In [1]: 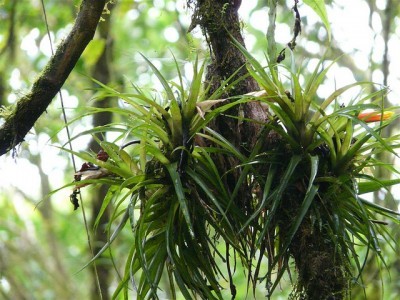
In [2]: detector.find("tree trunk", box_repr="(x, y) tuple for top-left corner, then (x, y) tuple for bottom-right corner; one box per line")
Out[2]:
(192, 1), (349, 298)
(191, 0), (267, 150)
(190, 0), (268, 213)
(290, 211), (348, 299)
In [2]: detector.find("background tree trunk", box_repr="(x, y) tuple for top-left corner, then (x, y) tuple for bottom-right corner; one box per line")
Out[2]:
(87, 5), (116, 300)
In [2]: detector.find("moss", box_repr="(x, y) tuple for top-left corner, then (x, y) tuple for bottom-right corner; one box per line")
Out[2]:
(276, 181), (350, 300)
(292, 224), (349, 299)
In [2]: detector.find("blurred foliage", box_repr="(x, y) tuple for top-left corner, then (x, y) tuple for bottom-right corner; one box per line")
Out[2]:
(0, 0), (399, 299)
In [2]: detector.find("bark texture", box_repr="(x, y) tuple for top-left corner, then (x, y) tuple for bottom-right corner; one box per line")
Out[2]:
(190, 0), (269, 212)
(190, 0), (267, 150)
(288, 200), (349, 299)
(0, 0), (106, 156)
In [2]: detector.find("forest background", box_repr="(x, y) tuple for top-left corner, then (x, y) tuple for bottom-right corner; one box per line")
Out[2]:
(0, 0), (399, 299)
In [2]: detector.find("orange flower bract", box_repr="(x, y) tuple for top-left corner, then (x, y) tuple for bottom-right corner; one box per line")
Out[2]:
(357, 110), (394, 123)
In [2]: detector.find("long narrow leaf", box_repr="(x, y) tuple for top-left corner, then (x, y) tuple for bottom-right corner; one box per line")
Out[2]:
(166, 163), (194, 236)
(140, 53), (176, 102)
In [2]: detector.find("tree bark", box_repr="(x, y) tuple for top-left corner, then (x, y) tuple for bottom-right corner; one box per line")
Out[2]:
(0, 0), (106, 156)
(290, 212), (348, 299)
(191, 0), (268, 150)
(190, 0), (269, 213)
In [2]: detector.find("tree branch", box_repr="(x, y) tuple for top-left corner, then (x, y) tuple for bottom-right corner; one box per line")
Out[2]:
(0, 0), (106, 156)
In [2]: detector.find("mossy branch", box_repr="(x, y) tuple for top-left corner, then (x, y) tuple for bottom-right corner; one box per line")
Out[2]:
(0, 0), (106, 156)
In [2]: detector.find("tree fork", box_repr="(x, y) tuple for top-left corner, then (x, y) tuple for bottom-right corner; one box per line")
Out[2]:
(0, 0), (106, 156)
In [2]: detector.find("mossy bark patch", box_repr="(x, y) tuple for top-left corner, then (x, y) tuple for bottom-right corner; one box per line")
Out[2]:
(0, 0), (106, 156)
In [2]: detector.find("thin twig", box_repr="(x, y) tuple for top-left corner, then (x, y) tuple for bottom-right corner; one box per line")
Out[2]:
(40, 1), (103, 299)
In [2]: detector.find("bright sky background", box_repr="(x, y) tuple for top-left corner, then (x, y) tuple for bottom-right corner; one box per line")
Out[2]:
(1, 0), (399, 211)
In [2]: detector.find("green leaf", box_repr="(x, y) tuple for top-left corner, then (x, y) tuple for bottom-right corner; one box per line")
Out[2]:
(145, 144), (170, 165)
(169, 97), (183, 144)
(82, 38), (106, 67)
(360, 198), (400, 217)
(303, 0), (331, 42)
(184, 56), (206, 120)
(187, 169), (233, 230)
(268, 102), (299, 141)
(165, 202), (195, 299)
(140, 53), (176, 102)
(303, 54), (335, 97)
(310, 82), (371, 125)
(77, 208), (130, 273)
(267, 157), (318, 294)
(358, 178), (400, 195)
(240, 164), (276, 230)
(119, 149), (139, 174)
(94, 186), (118, 230)
(307, 155), (319, 190)
(201, 127), (246, 161)
(257, 155), (302, 246)
(112, 245), (135, 299)
(338, 119), (354, 159)
(292, 69), (305, 122)
(57, 146), (132, 179)
(166, 163), (194, 236)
